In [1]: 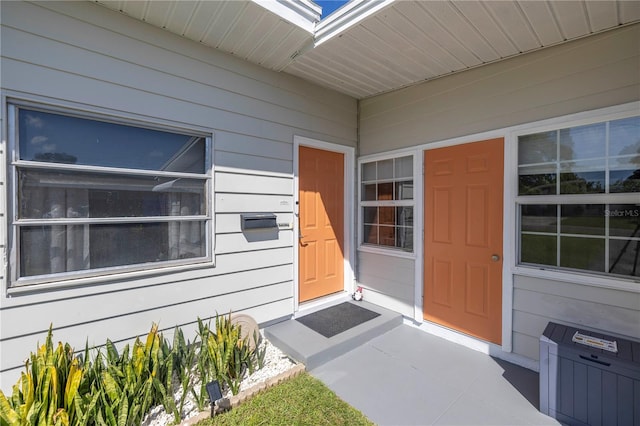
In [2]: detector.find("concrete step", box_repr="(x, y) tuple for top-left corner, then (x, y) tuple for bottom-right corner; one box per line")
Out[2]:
(264, 300), (403, 370)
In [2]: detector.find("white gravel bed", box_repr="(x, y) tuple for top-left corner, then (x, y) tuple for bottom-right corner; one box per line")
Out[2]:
(142, 333), (296, 426)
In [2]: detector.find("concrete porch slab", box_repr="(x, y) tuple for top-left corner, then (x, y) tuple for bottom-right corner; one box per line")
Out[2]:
(312, 324), (560, 426)
(264, 300), (402, 370)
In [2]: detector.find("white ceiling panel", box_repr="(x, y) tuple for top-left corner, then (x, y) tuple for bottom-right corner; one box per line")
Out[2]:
(197, 3), (235, 44)
(317, 35), (404, 89)
(378, 7), (450, 76)
(412, 1), (483, 67)
(517, 1), (564, 46)
(142, 1), (174, 28)
(422, 1), (500, 63)
(394, 1), (467, 70)
(119, 0), (147, 21)
(163, 1), (199, 36)
(549, 1), (591, 39)
(452, 1), (519, 58)
(288, 53), (383, 97)
(357, 20), (434, 82)
(217, 3), (263, 52)
(95, 0), (640, 99)
(261, 29), (310, 70)
(483, 1), (541, 52)
(201, 1), (248, 47)
(620, 0), (640, 23)
(235, 12), (281, 60)
(181, 1), (225, 42)
(249, 20), (298, 66)
(584, 1), (619, 32)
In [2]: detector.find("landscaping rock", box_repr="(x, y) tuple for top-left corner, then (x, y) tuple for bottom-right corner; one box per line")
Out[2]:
(142, 332), (299, 426)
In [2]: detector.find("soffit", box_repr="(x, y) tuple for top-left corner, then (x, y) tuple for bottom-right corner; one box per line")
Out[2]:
(95, 1), (640, 99)
(287, 0), (640, 98)
(94, 0), (317, 71)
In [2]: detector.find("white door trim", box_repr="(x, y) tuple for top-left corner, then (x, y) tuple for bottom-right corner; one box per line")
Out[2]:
(293, 136), (355, 313)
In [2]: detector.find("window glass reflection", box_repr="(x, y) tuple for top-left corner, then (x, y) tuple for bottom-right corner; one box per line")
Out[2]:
(609, 116), (640, 157)
(609, 156), (640, 193)
(362, 183), (377, 201)
(609, 239), (640, 277)
(519, 173), (556, 195)
(395, 181), (413, 200)
(518, 115), (639, 279)
(20, 221), (206, 277)
(608, 204), (640, 237)
(559, 171), (605, 194)
(378, 207), (395, 225)
(518, 132), (556, 165)
(560, 237), (605, 272)
(379, 226), (395, 246)
(377, 159), (393, 180)
(395, 156), (413, 178)
(19, 109), (206, 173)
(521, 234), (556, 266)
(521, 205), (556, 233)
(362, 162), (376, 181)
(559, 123), (605, 161)
(363, 225), (378, 245)
(397, 207), (413, 227)
(360, 155), (414, 253)
(560, 205), (604, 236)
(363, 207), (378, 225)
(18, 169), (204, 219)
(396, 227), (413, 251)
(377, 182), (393, 200)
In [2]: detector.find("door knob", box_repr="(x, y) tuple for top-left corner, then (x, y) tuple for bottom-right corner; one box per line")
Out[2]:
(491, 254), (500, 262)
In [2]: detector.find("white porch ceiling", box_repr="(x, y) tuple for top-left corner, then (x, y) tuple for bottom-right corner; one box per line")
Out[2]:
(95, 0), (640, 99)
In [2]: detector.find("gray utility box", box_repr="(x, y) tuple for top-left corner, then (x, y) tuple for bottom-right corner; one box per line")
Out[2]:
(539, 322), (640, 425)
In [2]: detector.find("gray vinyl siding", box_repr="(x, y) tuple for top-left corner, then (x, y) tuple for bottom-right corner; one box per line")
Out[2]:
(358, 253), (415, 318)
(512, 276), (640, 362)
(0, 1), (356, 389)
(359, 23), (639, 155)
(358, 23), (640, 364)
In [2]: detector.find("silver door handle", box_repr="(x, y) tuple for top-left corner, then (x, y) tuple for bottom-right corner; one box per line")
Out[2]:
(491, 254), (500, 262)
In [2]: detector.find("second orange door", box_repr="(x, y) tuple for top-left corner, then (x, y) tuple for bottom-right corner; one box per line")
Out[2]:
(423, 138), (504, 345)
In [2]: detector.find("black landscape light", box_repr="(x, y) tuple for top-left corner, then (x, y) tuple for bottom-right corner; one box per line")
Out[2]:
(206, 380), (223, 417)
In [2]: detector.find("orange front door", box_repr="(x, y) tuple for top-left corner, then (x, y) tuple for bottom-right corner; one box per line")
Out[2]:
(423, 138), (504, 344)
(298, 146), (344, 302)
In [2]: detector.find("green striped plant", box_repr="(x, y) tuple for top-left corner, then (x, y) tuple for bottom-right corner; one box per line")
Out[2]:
(172, 327), (197, 423)
(0, 326), (87, 426)
(1, 315), (262, 425)
(207, 313), (254, 396)
(92, 323), (175, 426)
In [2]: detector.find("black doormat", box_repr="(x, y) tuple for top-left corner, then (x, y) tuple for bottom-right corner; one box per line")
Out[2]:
(296, 302), (380, 338)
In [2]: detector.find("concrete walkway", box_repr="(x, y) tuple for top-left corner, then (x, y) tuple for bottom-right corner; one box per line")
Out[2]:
(310, 325), (561, 426)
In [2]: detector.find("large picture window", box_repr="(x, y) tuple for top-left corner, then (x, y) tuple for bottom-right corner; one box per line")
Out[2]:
(360, 155), (414, 252)
(517, 115), (639, 278)
(9, 104), (212, 286)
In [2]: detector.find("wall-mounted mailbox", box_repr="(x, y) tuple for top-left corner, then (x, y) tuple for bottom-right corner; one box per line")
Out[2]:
(241, 213), (278, 231)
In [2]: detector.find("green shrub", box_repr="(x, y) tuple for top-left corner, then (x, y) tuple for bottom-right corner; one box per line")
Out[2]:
(0, 325), (87, 426)
(0, 314), (261, 426)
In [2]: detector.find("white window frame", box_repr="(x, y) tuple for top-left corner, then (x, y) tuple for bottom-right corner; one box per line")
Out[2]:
(358, 151), (417, 259)
(7, 101), (214, 289)
(512, 105), (640, 289)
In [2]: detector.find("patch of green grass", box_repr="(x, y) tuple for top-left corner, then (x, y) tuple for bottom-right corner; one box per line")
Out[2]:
(196, 372), (374, 426)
